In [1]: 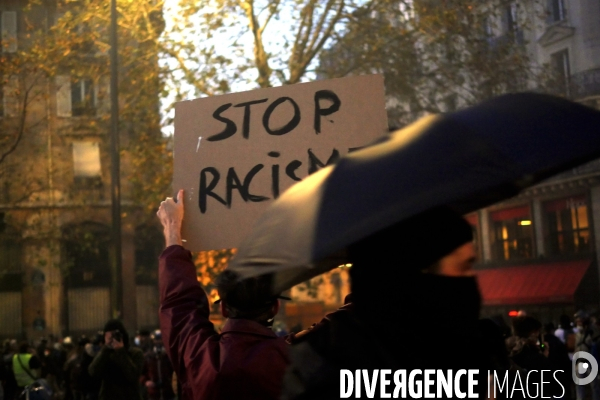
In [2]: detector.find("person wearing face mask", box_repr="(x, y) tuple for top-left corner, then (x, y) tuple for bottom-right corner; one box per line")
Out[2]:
(282, 207), (489, 400)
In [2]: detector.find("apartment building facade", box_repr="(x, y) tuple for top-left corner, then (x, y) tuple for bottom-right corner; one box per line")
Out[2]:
(464, 0), (600, 323)
(0, 0), (164, 340)
(316, 0), (600, 324)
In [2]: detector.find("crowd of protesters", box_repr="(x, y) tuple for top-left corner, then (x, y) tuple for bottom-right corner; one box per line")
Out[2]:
(153, 190), (600, 400)
(0, 310), (598, 400)
(0, 325), (176, 400)
(2, 198), (600, 400)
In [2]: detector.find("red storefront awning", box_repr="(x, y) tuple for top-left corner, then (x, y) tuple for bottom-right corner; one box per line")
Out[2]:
(476, 260), (591, 305)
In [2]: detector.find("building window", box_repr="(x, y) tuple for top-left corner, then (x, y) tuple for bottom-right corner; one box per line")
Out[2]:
(73, 142), (101, 177)
(62, 222), (111, 287)
(490, 206), (534, 261)
(56, 76), (98, 117)
(134, 225), (163, 284)
(62, 223), (111, 333)
(1, 76), (18, 118)
(544, 196), (590, 255)
(547, 0), (566, 23)
(72, 141), (102, 187)
(550, 49), (570, 96)
(0, 219), (21, 274)
(0, 220), (22, 336)
(1, 11), (18, 53)
(0, 180), (9, 203)
(71, 79), (96, 116)
(0, 237), (21, 273)
(504, 3), (518, 33)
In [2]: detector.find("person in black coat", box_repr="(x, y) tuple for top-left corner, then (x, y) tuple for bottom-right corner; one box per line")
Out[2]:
(544, 323), (572, 400)
(88, 320), (144, 400)
(507, 316), (566, 399)
(283, 207), (489, 399)
(1, 340), (18, 400)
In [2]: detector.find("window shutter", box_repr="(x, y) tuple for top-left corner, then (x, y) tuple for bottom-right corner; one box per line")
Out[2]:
(56, 75), (72, 117)
(3, 76), (19, 117)
(1, 11), (17, 53)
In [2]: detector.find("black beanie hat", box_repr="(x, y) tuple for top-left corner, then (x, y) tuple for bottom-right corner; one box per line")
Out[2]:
(216, 270), (281, 312)
(349, 206), (474, 272)
(103, 319), (130, 349)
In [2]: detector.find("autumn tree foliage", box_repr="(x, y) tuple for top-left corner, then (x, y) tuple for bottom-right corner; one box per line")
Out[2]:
(1, 0), (552, 285)
(318, 0), (554, 126)
(193, 249), (236, 303)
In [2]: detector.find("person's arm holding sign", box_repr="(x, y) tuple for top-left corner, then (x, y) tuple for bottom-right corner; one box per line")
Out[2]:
(156, 189), (217, 399)
(158, 190), (184, 248)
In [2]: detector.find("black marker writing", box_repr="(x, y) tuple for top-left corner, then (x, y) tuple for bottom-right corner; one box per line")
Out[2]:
(262, 97), (301, 136)
(199, 148), (345, 212)
(314, 90), (341, 134)
(234, 98), (268, 139)
(207, 103), (237, 142)
(205, 90), (342, 141)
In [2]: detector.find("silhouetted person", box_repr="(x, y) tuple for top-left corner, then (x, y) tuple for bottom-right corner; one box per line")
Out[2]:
(88, 319), (144, 400)
(282, 207), (489, 399)
(157, 190), (290, 400)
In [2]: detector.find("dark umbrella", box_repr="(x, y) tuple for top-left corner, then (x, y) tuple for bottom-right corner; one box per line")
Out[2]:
(227, 93), (600, 294)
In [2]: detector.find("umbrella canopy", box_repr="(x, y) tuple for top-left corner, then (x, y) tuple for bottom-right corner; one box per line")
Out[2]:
(227, 93), (600, 295)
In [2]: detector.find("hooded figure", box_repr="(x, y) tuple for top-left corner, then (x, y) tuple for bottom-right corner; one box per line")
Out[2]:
(282, 207), (489, 399)
(88, 319), (144, 400)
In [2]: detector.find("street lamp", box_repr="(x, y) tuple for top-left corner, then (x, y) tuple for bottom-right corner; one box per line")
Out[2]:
(109, 0), (123, 320)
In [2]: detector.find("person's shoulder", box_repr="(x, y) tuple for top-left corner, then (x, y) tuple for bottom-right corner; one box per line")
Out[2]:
(129, 347), (144, 356)
(259, 335), (291, 359)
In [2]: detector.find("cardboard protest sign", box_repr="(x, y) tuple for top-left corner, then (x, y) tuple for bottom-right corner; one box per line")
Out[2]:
(174, 74), (388, 251)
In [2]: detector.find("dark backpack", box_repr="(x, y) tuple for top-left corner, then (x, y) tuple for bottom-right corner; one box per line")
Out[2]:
(18, 379), (52, 400)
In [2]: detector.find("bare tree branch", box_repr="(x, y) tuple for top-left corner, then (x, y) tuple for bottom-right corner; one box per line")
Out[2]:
(0, 80), (30, 165)
(240, 0), (272, 87)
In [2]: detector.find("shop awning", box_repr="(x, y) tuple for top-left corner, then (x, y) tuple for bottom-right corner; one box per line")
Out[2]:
(476, 260), (591, 305)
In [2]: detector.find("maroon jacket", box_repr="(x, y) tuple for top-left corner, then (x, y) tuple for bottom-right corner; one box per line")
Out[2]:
(158, 245), (290, 400)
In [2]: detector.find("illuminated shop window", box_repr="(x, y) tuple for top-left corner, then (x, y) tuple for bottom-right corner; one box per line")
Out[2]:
(544, 196), (590, 256)
(490, 206), (533, 261)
